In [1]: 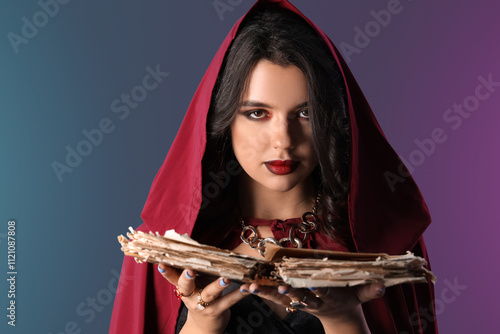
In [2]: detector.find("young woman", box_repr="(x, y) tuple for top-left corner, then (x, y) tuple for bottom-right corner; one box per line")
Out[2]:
(110, 1), (437, 333)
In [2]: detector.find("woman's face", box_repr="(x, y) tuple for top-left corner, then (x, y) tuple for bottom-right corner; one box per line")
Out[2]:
(230, 59), (318, 193)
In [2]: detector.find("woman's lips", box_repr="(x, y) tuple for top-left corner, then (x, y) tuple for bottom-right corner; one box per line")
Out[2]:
(264, 160), (299, 175)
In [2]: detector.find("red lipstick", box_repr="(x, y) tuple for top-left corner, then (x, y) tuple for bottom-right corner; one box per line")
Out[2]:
(264, 160), (299, 175)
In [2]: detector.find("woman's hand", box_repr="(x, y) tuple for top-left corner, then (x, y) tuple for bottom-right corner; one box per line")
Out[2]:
(158, 264), (246, 334)
(238, 282), (385, 334)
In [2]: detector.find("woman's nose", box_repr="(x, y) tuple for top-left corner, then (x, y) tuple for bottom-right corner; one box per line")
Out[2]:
(270, 116), (295, 150)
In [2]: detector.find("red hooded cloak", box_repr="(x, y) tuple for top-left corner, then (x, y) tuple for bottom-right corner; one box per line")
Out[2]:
(110, 1), (438, 333)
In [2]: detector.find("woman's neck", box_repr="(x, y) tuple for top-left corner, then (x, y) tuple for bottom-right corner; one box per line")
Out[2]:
(237, 175), (317, 220)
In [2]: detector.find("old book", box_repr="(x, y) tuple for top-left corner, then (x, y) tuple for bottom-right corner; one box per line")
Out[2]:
(117, 228), (436, 288)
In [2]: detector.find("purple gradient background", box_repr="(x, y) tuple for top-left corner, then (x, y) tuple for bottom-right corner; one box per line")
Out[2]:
(307, 1), (500, 332)
(1, 0), (499, 332)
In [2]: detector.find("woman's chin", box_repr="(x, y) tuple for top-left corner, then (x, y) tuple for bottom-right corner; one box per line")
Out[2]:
(259, 176), (310, 194)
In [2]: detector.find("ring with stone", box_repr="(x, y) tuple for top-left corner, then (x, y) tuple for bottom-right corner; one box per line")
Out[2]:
(197, 289), (213, 310)
(289, 295), (308, 309)
(174, 286), (195, 300)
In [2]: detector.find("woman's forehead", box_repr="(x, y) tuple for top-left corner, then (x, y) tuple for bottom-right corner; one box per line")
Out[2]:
(241, 59), (308, 109)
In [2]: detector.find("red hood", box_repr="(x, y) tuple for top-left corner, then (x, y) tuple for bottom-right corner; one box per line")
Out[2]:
(140, 0), (431, 254)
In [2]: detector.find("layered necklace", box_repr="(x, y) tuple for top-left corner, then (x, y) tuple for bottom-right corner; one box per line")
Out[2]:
(240, 194), (321, 257)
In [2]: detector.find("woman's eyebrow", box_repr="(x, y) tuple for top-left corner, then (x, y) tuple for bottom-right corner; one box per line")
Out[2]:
(240, 100), (272, 108)
(240, 100), (308, 109)
(294, 101), (308, 109)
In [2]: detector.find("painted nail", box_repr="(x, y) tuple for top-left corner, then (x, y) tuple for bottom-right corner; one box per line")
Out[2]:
(308, 287), (318, 291)
(184, 270), (195, 279)
(378, 287), (386, 294)
(279, 289), (289, 295)
(251, 289), (261, 294)
(158, 266), (165, 274)
(240, 289), (249, 293)
(220, 278), (229, 287)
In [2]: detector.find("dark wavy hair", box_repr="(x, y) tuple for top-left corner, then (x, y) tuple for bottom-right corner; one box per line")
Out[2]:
(193, 6), (353, 250)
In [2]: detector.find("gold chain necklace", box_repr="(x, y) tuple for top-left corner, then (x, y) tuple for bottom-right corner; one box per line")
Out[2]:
(240, 194), (321, 257)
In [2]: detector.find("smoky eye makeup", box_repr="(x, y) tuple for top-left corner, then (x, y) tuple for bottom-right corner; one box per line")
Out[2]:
(298, 109), (310, 119)
(251, 111), (268, 120)
(239, 109), (269, 120)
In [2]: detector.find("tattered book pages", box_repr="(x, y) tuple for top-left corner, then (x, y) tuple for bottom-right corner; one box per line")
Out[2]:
(118, 228), (436, 288)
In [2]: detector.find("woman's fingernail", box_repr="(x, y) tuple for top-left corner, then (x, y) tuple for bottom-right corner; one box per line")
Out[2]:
(251, 289), (260, 294)
(308, 287), (318, 291)
(158, 266), (165, 274)
(378, 286), (386, 295)
(184, 270), (195, 279)
(279, 290), (289, 295)
(240, 288), (249, 293)
(220, 278), (229, 287)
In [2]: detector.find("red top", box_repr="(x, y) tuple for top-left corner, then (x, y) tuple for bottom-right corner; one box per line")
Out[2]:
(110, 1), (438, 333)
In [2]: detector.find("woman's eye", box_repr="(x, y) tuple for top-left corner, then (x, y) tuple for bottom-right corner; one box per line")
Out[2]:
(247, 110), (268, 119)
(298, 109), (310, 119)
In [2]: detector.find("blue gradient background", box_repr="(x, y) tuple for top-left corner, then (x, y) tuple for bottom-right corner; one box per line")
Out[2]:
(1, 0), (498, 332)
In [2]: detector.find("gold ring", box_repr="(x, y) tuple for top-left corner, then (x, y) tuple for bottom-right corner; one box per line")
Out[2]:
(174, 286), (196, 300)
(285, 307), (297, 313)
(197, 289), (213, 310)
(289, 295), (308, 309)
